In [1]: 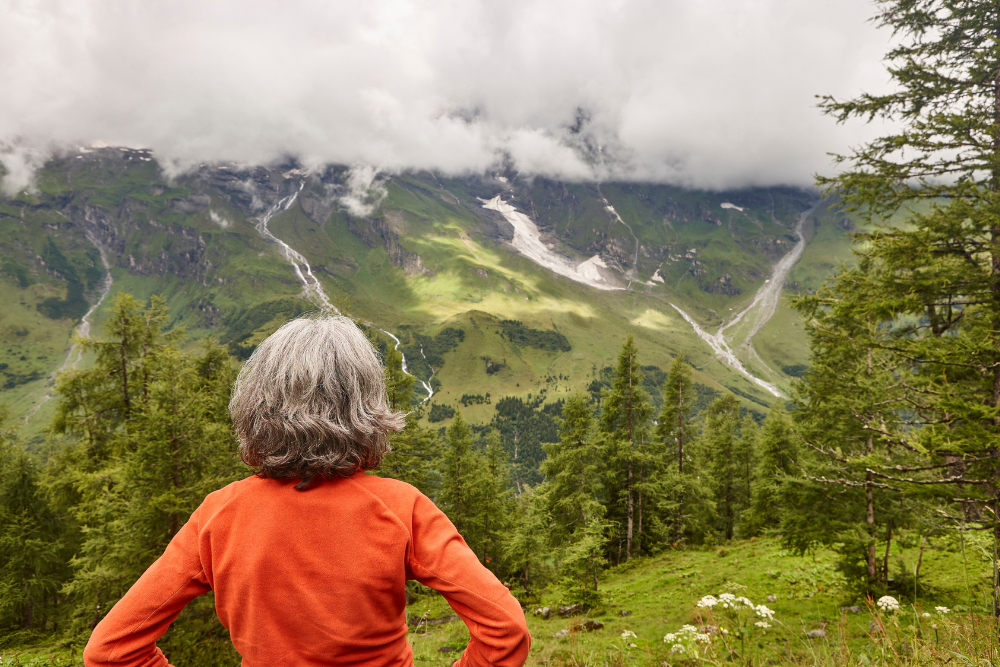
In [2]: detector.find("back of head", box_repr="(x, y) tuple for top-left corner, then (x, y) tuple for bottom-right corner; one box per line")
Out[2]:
(229, 314), (405, 488)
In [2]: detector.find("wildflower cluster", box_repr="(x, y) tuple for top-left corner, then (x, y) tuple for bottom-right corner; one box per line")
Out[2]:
(877, 596), (900, 612)
(620, 630), (637, 648)
(662, 625), (711, 655)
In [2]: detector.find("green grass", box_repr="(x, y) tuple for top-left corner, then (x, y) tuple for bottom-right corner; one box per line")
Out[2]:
(6, 536), (987, 666)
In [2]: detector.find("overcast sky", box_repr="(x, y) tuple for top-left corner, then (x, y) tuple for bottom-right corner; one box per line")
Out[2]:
(0, 0), (893, 192)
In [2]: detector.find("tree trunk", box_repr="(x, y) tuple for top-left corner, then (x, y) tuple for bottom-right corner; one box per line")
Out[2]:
(883, 522), (893, 587)
(865, 347), (877, 585)
(626, 458), (633, 559)
(636, 487), (642, 557)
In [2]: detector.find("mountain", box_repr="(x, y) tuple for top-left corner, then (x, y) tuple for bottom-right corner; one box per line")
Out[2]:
(0, 148), (856, 446)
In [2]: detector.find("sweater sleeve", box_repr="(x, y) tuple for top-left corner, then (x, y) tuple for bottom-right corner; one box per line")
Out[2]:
(407, 494), (530, 667)
(83, 505), (212, 667)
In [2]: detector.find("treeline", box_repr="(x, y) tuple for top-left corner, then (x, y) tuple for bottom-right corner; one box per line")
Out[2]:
(0, 294), (245, 661)
(376, 334), (799, 605)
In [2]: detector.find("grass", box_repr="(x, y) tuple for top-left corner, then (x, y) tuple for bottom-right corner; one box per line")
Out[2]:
(6, 536), (992, 666)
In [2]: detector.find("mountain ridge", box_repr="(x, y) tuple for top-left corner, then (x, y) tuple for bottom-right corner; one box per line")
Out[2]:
(0, 149), (847, 445)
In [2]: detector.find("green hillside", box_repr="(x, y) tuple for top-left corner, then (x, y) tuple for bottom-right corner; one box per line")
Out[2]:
(0, 150), (843, 448)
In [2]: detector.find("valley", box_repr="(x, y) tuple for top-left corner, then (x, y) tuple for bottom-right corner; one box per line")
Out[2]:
(0, 150), (846, 447)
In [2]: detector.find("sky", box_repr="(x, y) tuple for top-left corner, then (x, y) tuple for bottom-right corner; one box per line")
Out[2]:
(0, 0), (893, 193)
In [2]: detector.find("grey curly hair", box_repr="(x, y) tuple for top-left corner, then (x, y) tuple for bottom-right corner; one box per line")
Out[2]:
(229, 314), (406, 489)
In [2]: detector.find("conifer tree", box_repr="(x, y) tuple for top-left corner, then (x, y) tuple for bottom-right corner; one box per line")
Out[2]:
(599, 335), (654, 561)
(746, 406), (798, 535)
(700, 394), (746, 541)
(543, 394), (609, 592)
(655, 356), (707, 543)
(47, 295), (242, 663)
(0, 412), (63, 635)
(439, 413), (481, 536)
(807, 0), (1000, 605)
(478, 430), (513, 571)
(502, 485), (549, 596)
(377, 348), (440, 496)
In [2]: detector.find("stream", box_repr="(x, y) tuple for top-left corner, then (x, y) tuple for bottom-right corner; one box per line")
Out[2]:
(23, 228), (115, 424)
(252, 181), (433, 402)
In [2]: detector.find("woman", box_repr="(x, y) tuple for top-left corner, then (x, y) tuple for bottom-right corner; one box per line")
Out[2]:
(84, 315), (531, 667)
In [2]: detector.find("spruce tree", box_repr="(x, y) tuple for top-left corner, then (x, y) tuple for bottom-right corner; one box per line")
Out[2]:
(439, 413), (482, 536)
(653, 357), (714, 544)
(700, 394), (747, 541)
(746, 406), (797, 535)
(599, 335), (653, 561)
(502, 485), (549, 597)
(808, 0), (1000, 606)
(0, 414), (63, 636)
(478, 430), (513, 571)
(543, 394), (609, 592)
(377, 348), (440, 496)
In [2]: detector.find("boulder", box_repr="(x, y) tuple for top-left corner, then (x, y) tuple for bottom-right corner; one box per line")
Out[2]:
(533, 607), (552, 620)
(553, 629), (570, 639)
(558, 604), (584, 617)
(620, 610), (632, 617)
(583, 620), (604, 632)
(805, 629), (827, 639)
(766, 594), (777, 603)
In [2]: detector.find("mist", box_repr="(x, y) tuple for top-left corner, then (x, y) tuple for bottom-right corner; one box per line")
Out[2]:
(0, 0), (892, 193)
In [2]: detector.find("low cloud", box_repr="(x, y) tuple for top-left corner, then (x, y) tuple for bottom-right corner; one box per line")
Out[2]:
(0, 0), (893, 192)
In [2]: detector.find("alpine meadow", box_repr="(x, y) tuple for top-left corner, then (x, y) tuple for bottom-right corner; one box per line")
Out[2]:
(6, 0), (1000, 666)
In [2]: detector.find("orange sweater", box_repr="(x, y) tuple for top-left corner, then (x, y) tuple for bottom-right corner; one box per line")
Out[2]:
(84, 474), (531, 667)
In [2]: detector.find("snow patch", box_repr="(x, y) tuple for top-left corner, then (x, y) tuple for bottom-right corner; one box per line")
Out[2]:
(721, 202), (744, 212)
(481, 195), (621, 291)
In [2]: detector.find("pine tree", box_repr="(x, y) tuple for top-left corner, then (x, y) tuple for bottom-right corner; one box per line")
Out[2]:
(478, 430), (513, 571)
(377, 348), (440, 496)
(809, 0), (1000, 606)
(653, 356), (714, 545)
(439, 413), (481, 536)
(0, 412), (63, 636)
(746, 406), (797, 535)
(48, 295), (242, 663)
(502, 485), (549, 597)
(599, 335), (654, 561)
(700, 395), (747, 541)
(543, 394), (609, 592)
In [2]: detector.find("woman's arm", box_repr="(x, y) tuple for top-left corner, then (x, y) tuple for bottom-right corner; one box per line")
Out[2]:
(83, 507), (211, 667)
(407, 494), (531, 667)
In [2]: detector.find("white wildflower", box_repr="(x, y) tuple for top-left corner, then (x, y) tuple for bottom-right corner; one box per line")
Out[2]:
(663, 633), (676, 644)
(877, 596), (900, 612)
(737, 596), (755, 609)
(697, 595), (718, 608)
(935, 606), (950, 614)
(697, 633), (711, 644)
(755, 621), (771, 629)
(628, 643), (637, 648)
(921, 612), (931, 618)
(718, 593), (737, 609)
(680, 625), (699, 634)
(755, 604), (775, 620)
(670, 644), (685, 654)
(721, 628), (729, 635)
(621, 630), (637, 642)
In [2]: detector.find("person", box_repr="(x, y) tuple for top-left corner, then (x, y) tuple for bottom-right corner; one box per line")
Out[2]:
(83, 315), (531, 667)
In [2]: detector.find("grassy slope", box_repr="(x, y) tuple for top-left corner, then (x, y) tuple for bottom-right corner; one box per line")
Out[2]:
(2, 158), (842, 436)
(3, 536), (981, 666)
(406, 536), (981, 667)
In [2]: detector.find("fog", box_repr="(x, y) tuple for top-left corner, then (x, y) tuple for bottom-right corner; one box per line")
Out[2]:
(0, 0), (893, 193)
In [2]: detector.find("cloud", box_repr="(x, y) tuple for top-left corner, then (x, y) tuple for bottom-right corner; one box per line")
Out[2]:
(0, 0), (894, 191)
